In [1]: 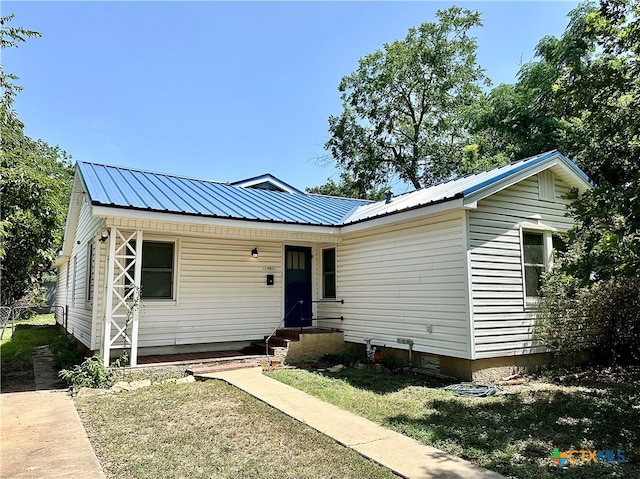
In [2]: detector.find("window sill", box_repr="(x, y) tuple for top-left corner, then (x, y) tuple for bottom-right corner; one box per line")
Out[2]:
(141, 299), (177, 307)
(525, 298), (542, 311)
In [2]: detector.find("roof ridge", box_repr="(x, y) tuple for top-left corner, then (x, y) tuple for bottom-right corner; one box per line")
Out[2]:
(305, 191), (375, 203)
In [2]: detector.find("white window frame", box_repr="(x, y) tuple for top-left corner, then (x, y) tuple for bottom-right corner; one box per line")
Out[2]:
(137, 237), (179, 304)
(520, 227), (563, 307)
(71, 256), (77, 305)
(85, 241), (96, 307)
(321, 247), (337, 299)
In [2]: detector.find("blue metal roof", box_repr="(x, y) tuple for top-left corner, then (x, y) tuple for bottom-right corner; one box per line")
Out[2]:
(78, 150), (592, 227)
(78, 162), (371, 226)
(229, 173), (304, 194)
(344, 150), (592, 224)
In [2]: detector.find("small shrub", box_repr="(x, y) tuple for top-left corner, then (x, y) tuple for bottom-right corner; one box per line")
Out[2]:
(49, 333), (85, 370)
(319, 348), (367, 366)
(59, 354), (128, 389)
(381, 354), (400, 370)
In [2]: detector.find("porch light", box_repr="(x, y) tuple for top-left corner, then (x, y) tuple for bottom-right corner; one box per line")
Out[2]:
(99, 229), (110, 243)
(251, 248), (259, 258)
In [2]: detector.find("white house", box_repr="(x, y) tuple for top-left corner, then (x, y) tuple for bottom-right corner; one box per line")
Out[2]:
(54, 150), (592, 378)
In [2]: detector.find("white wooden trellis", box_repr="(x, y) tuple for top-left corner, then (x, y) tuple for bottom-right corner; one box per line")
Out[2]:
(103, 228), (142, 366)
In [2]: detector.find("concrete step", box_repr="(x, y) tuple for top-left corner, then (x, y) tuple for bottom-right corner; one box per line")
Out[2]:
(274, 329), (301, 341)
(265, 336), (290, 347)
(188, 361), (261, 377)
(248, 342), (277, 355)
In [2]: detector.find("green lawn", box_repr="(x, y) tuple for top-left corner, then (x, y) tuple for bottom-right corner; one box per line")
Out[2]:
(76, 380), (398, 479)
(266, 367), (639, 479)
(1, 313), (84, 392)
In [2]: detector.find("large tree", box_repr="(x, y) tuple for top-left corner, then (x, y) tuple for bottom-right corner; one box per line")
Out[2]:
(305, 172), (386, 201)
(514, 0), (640, 364)
(0, 14), (74, 306)
(323, 6), (489, 193)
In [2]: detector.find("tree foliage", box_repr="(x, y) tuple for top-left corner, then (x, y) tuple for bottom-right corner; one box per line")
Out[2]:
(305, 172), (386, 201)
(524, 0), (640, 363)
(323, 6), (489, 193)
(0, 14), (73, 306)
(537, 275), (640, 365)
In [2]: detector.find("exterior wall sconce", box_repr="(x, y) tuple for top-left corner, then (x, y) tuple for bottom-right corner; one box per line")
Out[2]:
(251, 248), (259, 258)
(99, 229), (110, 243)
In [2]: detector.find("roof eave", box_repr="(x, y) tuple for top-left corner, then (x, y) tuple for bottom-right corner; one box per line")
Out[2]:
(462, 151), (593, 205)
(341, 196), (464, 233)
(91, 204), (343, 235)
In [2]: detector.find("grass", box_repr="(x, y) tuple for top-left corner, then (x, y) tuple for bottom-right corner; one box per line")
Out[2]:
(266, 367), (640, 479)
(1, 313), (85, 391)
(75, 380), (398, 479)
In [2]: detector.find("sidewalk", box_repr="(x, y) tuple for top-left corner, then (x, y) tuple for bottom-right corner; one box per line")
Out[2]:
(1, 347), (106, 479)
(205, 367), (505, 479)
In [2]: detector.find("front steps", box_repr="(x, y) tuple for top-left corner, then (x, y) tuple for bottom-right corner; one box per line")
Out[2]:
(242, 328), (345, 364)
(243, 329), (301, 355)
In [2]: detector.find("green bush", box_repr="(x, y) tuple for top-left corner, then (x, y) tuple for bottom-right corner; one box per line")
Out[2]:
(48, 333), (85, 370)
(59, 354), (128, 389)
(537, 275), (640, 365)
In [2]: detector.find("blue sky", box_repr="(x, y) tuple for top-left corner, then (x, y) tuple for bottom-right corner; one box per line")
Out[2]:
(5, 1), (579, 192)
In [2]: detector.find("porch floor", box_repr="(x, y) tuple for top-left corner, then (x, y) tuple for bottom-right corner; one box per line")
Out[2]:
(135, 350), (259, 367)
(133, 328), (338, 367)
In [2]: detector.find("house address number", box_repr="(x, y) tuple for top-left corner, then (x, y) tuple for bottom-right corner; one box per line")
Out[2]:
(263, 266), (277, 271)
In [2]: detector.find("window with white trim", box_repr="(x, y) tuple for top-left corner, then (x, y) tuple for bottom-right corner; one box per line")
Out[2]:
(141, 241), (175, 299)
(125, 240), (176, 299)
(71, 256), (77, 305)
(322, 248), (336, 298)
(86, 241), (96, 302)
(523, 232), (545, 298)
(523, 231), (566, 300)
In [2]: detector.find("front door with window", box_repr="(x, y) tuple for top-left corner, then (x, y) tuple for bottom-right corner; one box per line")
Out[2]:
(284, 246), (312, 328)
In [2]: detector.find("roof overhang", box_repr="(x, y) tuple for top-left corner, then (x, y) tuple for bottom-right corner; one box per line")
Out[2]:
(462, 151), (592, 206)
(91, 205), (342, 236)
(341, 197), (465, 234)
(59, 171), (87, 259)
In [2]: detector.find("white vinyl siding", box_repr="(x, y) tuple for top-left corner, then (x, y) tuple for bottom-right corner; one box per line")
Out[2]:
(319, 212), (470, 358)
(468, 173), (574, 358)
(66, 197), (102, 348)
(134, 236), (284, 348)
(89, 219), (344, 353)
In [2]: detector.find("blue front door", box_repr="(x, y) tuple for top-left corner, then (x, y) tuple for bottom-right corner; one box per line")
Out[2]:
(284, 246), (312, 328)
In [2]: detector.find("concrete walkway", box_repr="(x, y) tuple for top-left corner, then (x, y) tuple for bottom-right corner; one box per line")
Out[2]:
(204, 367), (505, 479)
(1, 347), (106, 479)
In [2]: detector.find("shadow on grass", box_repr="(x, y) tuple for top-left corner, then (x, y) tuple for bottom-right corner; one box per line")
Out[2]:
(325, 367), (452, 394)
(298, 367), (639, 478)
(1, 324), (84, 393)
(387, 387), (638, 479)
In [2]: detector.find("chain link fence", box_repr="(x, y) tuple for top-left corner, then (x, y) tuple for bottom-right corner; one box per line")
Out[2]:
(1, 305), (65, 339)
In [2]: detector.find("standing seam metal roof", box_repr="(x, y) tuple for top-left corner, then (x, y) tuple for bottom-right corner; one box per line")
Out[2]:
(78, 151), (591, 227)
(78, 162), (371, 226)
(342, 150), (591, 224)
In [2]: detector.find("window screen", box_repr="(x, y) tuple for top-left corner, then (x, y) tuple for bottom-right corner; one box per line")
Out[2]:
(322, 248), (336, 298)
(141, 242), (174, 299)
(523, 232), (544, 297)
